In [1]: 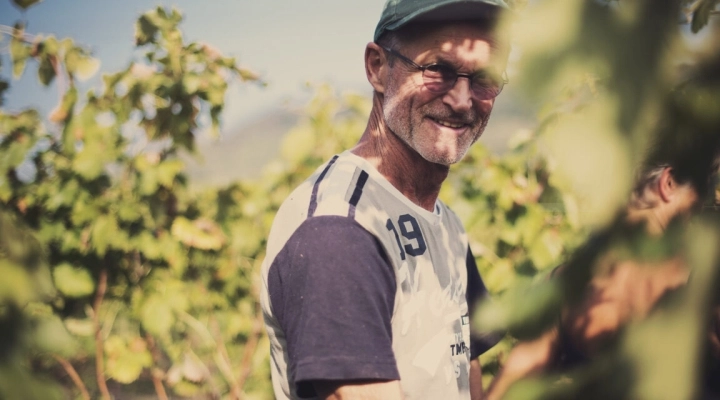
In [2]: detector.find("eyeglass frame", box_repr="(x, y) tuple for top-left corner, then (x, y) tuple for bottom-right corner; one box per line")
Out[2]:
(379, 45), (508, 100)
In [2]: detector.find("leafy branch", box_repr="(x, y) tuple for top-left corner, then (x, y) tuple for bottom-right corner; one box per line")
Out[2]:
(93, 268), (111, 400)
(52, 355), (91, 400)
(145, 335), (169, 400)
(237, 301), (264, 395)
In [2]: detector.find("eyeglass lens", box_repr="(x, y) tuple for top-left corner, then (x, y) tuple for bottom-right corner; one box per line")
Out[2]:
(421, 64), (503, 99)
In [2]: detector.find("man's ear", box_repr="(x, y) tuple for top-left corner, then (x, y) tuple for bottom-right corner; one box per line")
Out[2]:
(657, 167), (677, 203)
(365, 42), (387, 94)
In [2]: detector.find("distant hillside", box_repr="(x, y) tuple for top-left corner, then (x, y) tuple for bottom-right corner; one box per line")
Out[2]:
(185, 88), (535, 188)
(184, 107), (299, 187)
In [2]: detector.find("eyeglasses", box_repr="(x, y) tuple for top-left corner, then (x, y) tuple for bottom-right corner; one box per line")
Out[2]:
(380, 46), (508, 100)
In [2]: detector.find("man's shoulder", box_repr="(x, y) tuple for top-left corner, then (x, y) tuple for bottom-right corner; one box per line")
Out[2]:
(273, 154), (364, 218)
(265, 154), (375, 259)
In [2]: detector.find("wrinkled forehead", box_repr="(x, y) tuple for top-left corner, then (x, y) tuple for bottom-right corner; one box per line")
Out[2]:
(388, 20), (509, 58)
(390, 20), (510, 69)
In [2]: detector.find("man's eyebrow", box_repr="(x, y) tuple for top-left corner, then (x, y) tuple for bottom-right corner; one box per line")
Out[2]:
(431, 55), (499, 75)
(432, 55), (460, 67)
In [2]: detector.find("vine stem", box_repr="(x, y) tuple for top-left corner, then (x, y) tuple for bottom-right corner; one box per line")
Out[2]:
(94, 268), (111, 400)
(0, 24), (36, 53)
(237, 300), (264, 393)
(145, 335), (169, 400)
(53, 355), (91, 400)
(150, 369), (169, 400)
(210, 316), (242, 400)
(48, 54), (68, 103)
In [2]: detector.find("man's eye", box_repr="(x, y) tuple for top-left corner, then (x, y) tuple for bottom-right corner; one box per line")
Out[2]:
(424, 64), (443, 73)
(472, 71), (498, 86)
(424, 64), (456, 79)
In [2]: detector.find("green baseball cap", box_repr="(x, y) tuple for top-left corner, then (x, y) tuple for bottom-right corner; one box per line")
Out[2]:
(374, 0), (510, 42)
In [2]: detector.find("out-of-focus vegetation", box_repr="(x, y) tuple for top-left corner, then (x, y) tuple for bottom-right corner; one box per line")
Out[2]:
(0, 0), (718, 399)
(473, 0), (720, 399)
(1, 3), (271, 399)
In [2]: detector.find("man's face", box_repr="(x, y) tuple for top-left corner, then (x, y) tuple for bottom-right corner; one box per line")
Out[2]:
(381, 22), (507, 166)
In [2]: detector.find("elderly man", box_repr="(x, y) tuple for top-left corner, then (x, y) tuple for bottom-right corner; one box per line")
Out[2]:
(260, 0), (511, 399)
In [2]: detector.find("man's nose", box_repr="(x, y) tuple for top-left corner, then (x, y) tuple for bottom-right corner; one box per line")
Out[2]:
(442, 76), (474, 113)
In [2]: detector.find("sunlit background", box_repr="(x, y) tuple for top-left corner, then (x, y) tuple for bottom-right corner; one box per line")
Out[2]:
(1, 1), (718, 399)
(0, 0), (534, 184)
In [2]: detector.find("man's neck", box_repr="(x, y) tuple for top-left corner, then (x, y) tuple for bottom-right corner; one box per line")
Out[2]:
(351, 96), (449, 212)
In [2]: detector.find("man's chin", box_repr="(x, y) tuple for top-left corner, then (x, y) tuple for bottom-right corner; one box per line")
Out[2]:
(420, 150), (466, 167)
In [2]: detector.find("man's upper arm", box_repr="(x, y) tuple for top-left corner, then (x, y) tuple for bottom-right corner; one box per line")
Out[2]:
(314, 379), (404, 400)
(267, 215), (400, 397)
(469, 359), (484, 400)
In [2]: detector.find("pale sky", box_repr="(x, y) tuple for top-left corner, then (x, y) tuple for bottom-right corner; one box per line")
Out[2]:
(0, 0), (387, 132)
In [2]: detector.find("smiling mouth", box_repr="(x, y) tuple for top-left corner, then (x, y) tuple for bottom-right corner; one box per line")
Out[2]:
(429, 117), (467, 129)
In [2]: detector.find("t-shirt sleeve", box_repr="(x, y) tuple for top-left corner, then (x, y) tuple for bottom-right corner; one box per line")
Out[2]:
(466, 247), (505, 359)
(266, 215), (399, 395)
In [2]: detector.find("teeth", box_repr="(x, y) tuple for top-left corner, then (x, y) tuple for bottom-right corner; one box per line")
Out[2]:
(434, 118), (464, 129)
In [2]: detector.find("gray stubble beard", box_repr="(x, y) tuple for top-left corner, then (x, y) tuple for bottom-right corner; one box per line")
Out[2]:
(383, 99), (492, 166)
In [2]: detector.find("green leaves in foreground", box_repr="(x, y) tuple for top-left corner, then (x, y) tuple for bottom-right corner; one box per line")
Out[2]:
(0, 211), (65, 400)
(11, 0), (42, 11)
(0, 210), (54, 305)
(52, 263), (95, 298)
(104, 336), (153, 384)
(1, 5), (268, 398)
(474, 279), (562, 341)
(626, 221), (720, 400)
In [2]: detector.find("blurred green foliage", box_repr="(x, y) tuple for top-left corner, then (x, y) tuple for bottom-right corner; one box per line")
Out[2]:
(472, 0), (720, 398)
(1, 5), (269, 399)
(1, 0), (719, 399)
